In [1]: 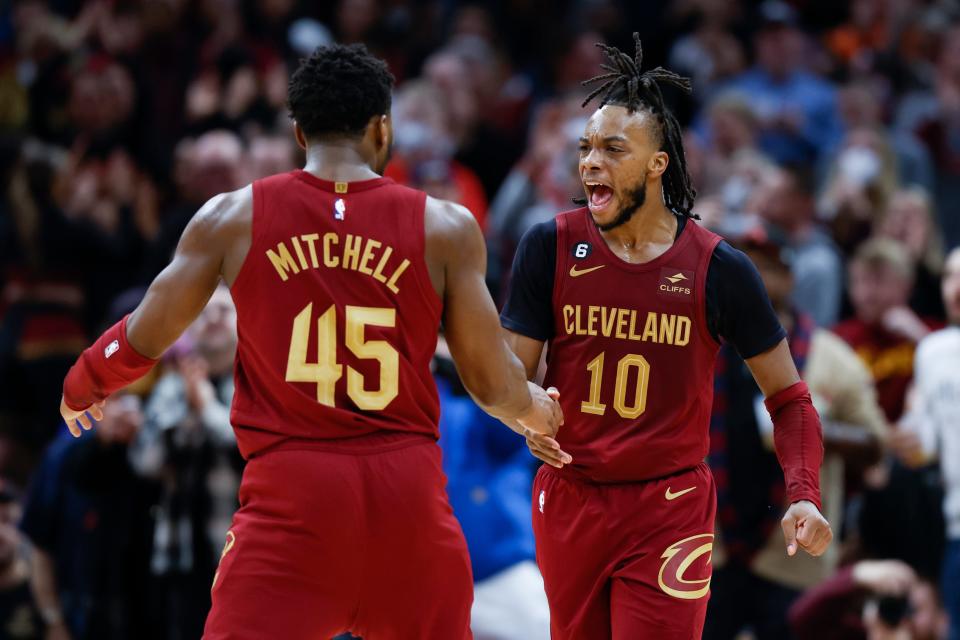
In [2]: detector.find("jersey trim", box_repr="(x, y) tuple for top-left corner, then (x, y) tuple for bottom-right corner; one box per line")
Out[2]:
(406, 191), (444, 317)
(229, 181), (261, 298)
(694, 230), (723, 348)
(582, 208), (696, 274)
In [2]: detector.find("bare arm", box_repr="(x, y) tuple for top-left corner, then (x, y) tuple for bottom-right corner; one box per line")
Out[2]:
(126, 188), (249, 357)
(433, 200), (537, 418)
(504, 330), (545, 382)
(59, 188), (250, 435)
(425, 199), (565, 454)
(743, 338), (801, 397)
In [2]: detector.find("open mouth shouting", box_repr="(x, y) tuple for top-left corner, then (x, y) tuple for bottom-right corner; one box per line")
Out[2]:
(584, 181), (615, 216)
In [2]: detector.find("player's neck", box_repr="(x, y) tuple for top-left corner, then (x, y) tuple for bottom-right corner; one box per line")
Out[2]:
(303, 144), (382, 183)
(601, 199), (677, 250)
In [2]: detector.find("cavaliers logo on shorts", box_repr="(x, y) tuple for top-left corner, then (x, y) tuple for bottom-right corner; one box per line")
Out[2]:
(211, 530), (237, 590)
(657, 533), (714, 600)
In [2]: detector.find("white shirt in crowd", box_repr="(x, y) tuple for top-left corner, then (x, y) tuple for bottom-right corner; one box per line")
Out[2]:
(903, 326), (960, 539)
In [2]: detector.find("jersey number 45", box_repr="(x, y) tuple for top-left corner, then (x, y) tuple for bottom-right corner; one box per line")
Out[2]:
(285, 303), (399, 411)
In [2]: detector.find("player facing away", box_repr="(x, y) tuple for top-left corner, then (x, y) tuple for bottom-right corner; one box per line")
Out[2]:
(58, 44), (564, 640)
(500, 35), (833, 639)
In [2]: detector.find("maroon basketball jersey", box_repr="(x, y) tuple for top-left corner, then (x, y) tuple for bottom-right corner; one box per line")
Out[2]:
(544, 208), (722, 483)
(229, 171), (442, 458)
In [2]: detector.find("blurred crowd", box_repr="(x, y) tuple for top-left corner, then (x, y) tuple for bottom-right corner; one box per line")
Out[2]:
(2, 0), (960, 639)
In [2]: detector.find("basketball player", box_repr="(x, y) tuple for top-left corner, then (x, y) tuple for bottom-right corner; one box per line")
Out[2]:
(500, 36), (833, 639)
(59, 44), (563, 640)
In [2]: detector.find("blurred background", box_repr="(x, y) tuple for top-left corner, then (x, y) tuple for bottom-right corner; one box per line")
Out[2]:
(2, 0), (960, 639)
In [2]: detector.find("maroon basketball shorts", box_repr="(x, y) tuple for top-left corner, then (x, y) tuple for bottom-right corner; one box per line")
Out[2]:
(533, 462), (716, 640)
(203, 438), (473, 640)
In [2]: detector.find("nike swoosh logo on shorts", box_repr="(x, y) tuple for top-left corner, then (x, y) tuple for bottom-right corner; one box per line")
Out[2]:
(665, 486), (696, 501)
(569, 264), (606, 278)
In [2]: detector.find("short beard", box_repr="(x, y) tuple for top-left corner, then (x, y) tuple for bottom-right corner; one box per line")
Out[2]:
(596, 178), (648, 232)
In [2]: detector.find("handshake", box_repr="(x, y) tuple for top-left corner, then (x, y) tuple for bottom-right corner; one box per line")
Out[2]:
(506, 382), (572, 469)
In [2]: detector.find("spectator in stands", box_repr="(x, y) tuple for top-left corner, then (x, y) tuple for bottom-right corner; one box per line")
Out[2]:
(898, 24), (960, 248)
(834, 238), (940, 423)
(385, 79), (488, 229)
(486, 95), (585, 296)
(719, 1), (841, 165)
(129, 285), (240, 640)
(141, 130), (246, 280)
(0, 481), (42, 640)
(817, 127), (900, 256)
(895, 247), (960, 640)
(751, 167), (844, 327)
(20, 391), (154, 640)
(789, 558), (948, 640)
(705, 226), (887, 640)
(876, 188), (947, 320)
(832, 82), (934, 192)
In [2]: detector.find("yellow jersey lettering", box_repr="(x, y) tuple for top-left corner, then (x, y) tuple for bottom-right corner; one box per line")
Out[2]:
(587, 306), (599, 336)
(343, 234), (363, 271)
(615, 308), (629, 340)
(291, 236), (309, 270)
(563, 305), (575, 335)
(659, 313), (676, 345)
(301, 233), (320, 268)
(601, 306), (617, 337)
(675, 316), (691, 346)
(371, 245), (393, 284)
(642, 312), (658, 343)
(385, 259), (410, 294)
(266, 242), (300, 282)
(358, 239), (381, 276)
(322, 232), (340, 267)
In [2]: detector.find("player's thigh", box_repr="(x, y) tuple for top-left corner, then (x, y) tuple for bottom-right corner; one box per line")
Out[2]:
(533, 467), (613, 640)
(471, 560), (550, 640)
(202, 509), (354, 639)
(204, 451), (364, 640)
(610, 574), (710, 640)
(611, 463), (717, 640)
(357, 442), (473, 640)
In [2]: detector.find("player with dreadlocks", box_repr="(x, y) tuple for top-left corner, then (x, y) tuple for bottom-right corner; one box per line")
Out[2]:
(500, 35), (832, 638)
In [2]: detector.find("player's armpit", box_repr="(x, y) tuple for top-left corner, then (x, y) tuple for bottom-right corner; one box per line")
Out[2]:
(126, 187), (251, 358)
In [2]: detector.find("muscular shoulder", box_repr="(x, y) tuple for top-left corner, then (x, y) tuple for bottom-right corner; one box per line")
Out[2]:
(190, 186), (253, 235)
(424, 196), (485, 262)
(425, 196), (479, 240)
(183, 186), (253, 281)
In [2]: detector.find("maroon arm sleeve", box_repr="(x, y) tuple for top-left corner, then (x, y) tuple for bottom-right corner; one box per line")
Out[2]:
(62, 315), (157, 411)
(765, 381), (824, 509)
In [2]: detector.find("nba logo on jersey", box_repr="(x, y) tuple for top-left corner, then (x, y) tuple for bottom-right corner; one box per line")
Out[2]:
(104, 339), (120, 359)
(334, 198), (346, 220)
(539, 490), (545, 514)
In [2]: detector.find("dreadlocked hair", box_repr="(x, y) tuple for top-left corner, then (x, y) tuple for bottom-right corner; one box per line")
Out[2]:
(580, 33), (698, 218)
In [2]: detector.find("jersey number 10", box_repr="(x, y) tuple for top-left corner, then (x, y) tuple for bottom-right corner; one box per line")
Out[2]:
(285, 303), (399, 411)
(581, 352), (651, 419)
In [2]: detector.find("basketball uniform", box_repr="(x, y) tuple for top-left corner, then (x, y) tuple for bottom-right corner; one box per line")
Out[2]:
(202, 171), (472, 640)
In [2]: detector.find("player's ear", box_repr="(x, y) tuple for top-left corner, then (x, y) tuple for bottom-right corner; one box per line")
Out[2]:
(375, 114), (390, 151)
(293, 122), (307, 151)
(648, 150), (668, 179)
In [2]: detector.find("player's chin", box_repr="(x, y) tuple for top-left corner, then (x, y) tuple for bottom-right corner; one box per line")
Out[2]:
(587, 196), (618, 225)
